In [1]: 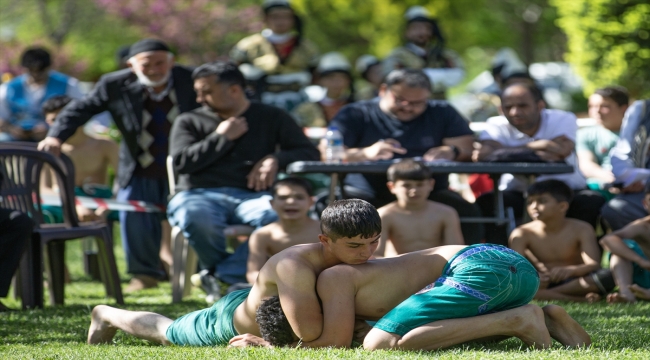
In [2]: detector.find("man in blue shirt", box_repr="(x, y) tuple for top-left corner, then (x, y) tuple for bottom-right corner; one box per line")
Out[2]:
(329, 69), (482, 244)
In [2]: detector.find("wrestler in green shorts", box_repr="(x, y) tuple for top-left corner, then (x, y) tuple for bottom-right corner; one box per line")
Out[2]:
(374, 244), (539, 336)
(610, 239), (650, 288)
(166, 288), (251, 346)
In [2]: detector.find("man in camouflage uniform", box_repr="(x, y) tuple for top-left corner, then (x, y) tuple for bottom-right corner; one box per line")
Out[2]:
(231, 0), (319, 112)
(382, 6), (464, 99)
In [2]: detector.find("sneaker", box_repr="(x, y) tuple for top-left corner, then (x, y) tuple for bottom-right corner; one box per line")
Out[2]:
(190, 269), (222, 304)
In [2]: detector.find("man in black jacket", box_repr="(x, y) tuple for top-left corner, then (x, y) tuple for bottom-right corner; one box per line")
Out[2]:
(167, 61), (319, 299)
(38, 39), (200, 291)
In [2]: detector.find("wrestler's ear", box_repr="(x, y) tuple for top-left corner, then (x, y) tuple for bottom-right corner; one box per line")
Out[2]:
(559, 200), (569, 213)
(318, 234), (333, 247)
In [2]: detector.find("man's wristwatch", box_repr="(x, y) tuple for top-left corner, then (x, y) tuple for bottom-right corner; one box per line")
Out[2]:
(449, 145), (460, 160)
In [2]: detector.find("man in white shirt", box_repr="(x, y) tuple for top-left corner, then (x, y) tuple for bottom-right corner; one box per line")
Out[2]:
(0, 47), (83, 142)
(474, 83), (605, 245)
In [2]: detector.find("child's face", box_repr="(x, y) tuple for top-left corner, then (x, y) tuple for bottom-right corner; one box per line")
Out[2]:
(44, 110), (60, 126)
(526, 193), (567, 221)
(388, 179), (434, 203)
(270, 184), (313, 221)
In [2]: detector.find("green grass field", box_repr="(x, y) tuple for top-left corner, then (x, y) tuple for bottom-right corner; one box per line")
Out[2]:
(2, 232), (650, 359)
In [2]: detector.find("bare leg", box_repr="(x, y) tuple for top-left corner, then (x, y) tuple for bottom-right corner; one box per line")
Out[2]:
(363, 304), (551, 351)
(542, 304), (591, 348)
(160, 220), (173, 274)
(87, 305), (173, 345)
(629, 284), (650, 300)
(607, 255), (636, 303)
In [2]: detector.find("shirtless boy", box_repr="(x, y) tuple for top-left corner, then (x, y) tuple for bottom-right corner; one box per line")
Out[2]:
(239, 244), (590, 350)
(376, 159), (463, 257)
(41, 95), (119, 222)
(87, 199), (381, 346)
(509, 180), (613, 302)
(246, 177), (321, 284)
(600, 183), (650, 303)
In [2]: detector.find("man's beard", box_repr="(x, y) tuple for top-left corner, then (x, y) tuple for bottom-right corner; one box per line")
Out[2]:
(133, 68), (170, 88)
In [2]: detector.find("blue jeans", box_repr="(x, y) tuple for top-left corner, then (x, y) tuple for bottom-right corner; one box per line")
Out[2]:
(167, 187), (278, 284)
(117, 176), (169, 279)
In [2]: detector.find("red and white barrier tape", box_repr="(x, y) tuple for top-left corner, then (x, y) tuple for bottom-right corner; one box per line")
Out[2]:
(39, 194), (165, 213)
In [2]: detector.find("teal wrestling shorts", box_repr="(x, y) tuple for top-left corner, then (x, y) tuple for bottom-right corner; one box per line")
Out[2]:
(42, 185), (118, 223)
(611, 240), (650, 288)
(166, 288), (251, 346)
(374, 244), (539, 336)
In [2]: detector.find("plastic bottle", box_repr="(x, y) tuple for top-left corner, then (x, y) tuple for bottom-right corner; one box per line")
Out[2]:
(324, 126), (345, 163)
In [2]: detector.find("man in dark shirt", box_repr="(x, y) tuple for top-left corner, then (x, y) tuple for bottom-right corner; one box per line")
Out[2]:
(167, 61), (319, 295)
(38, 39), (200, 291)
(330, 69), (483, 244)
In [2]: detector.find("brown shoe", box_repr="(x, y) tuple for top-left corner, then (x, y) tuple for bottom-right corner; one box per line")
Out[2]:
(125, 275), (158, 293)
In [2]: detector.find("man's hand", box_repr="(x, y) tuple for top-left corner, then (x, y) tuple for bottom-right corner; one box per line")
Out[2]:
(247, 155), (279, 191)
(76, 204), (98, 222)
(38, 136), (63, 156)
(423, 146), (455, 161)
(215, 116), (248, 141)
(228, 334), (272, 348)
(362, 139), (407, 161)
(622, 181), (645, 194)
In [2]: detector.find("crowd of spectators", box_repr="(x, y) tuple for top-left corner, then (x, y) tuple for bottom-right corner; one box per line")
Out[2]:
(2, 0), (650, 309)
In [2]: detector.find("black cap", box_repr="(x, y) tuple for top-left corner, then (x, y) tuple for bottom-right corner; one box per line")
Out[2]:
(127, 39), (171, 58)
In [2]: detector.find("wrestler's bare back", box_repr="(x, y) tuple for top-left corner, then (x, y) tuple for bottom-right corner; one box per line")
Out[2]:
(232, 242), (336, 336)
(329, 245), (467, 321)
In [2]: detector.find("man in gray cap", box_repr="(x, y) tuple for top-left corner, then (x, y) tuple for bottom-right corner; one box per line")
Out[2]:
(39, 38), (200, 292)
(382, 6), (464, 99)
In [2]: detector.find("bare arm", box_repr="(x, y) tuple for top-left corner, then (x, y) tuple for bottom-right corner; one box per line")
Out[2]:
(475, 140), (504, 161)
(374, 207), (391, 258)
(443, 135), (474, 162)
(600, 220), (650, 269)
(509, 229), (547, 273)
(275, 259), (323, 341)
(246, 231), (269, 284)
(574, 225), (602, 276)
(296, 268), (357, 348)
(577, 150), (615, 183)
(441, 208), (464, 245)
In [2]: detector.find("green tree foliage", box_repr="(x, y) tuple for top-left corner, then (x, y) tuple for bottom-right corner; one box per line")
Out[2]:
(551, 0), (650, 98)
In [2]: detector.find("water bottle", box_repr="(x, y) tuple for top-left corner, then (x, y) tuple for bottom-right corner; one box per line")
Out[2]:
(324, 126), (345, 163)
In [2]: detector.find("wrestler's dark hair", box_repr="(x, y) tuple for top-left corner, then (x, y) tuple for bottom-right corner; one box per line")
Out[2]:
(192, 61), (246, 89)
(594, 86), (629, 107)
(320, 199), (381, 241)
(21, 47), (52, 71)
(387, 158), (432, 182)
(42, 95), (72, 114)
(272, 176), (314, 197)
(256, 296), (295, 346)
(526, 179), (573, 204)
(384, 69), (432, 92)
(502, 82), (544, 104)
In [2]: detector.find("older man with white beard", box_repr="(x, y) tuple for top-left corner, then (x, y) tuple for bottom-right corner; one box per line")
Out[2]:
(39, 39), (200, 291)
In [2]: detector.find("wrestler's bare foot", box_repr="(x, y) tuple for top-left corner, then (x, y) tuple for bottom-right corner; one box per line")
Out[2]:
(510, 304), (552, 349)
(585, 292), (601, 303)
(88, 305), (118, 344)
(629, 284), (650, 300)
(606, 290), (636, 304)
(542, 304), (591, 348)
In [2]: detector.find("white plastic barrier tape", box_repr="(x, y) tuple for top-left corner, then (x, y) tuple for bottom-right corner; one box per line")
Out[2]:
(39, 194), (165, 213)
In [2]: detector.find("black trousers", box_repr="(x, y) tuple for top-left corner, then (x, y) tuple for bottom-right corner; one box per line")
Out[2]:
(476, 189), (606, 246)
(0, 208), (32, 297)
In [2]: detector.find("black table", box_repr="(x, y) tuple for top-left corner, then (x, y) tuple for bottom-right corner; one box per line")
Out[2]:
(286, 160), (574, 226)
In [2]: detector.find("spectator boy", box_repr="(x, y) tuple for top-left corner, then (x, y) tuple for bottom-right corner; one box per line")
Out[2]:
(600, 182), (650, 303)
(246, 177), (321, 284)
(509, 180), (610, 302)
(376, 159), (463, 257)
(40, 95), (119, 222)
